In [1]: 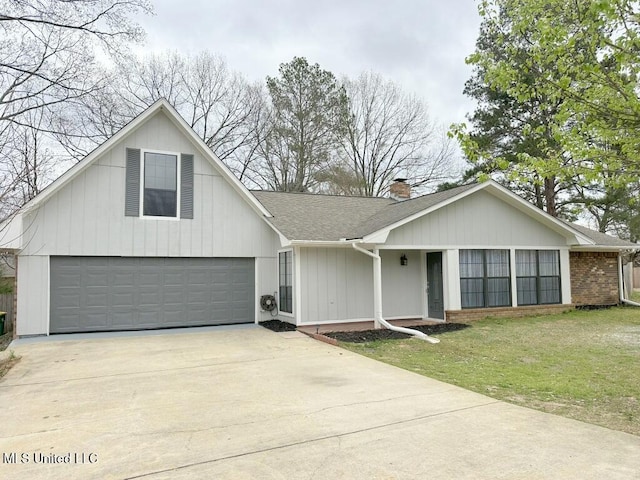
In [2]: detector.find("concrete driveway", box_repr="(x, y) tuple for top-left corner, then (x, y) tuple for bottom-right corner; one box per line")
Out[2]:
(1, 326), (639, 480)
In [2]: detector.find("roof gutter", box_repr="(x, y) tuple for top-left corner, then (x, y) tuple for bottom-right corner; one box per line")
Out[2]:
(571, 245), (635, 252)
(288, 239), (357, 247)
(351, 243), (440, 344)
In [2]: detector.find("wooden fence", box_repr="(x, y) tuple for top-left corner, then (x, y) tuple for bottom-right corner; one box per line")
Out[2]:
(0, 293), (14, 333)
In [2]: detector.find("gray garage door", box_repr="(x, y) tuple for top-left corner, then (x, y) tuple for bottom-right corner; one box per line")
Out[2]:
(50, 257), (255, 334)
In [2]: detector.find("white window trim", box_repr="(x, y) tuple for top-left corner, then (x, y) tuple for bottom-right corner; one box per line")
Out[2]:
(278, 248), (294, 317)
(140, 148), (181, 220)
(514, 248), (563, 306)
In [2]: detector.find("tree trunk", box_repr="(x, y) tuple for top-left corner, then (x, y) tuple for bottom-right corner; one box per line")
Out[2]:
(544, 176), (557, 217)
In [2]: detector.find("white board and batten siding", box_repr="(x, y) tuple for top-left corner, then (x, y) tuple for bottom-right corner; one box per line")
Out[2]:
(380, 250), (423, 319)
(297, 248), (424, 325)
(384, 190), (573, 309)
(20, 111), (279, 258)
(385, 190), (569, 248)
(298, 247), (373, 324)
(15, 110), (280, 335)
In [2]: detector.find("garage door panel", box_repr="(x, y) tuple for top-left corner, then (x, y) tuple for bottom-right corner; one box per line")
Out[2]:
(56, 292), (80, 309)
(55, 313), (80, 331)
(56, 273), (82, 288)
(113, 272), (135, 285)
(85, 292), (108, 308)
(163, 291), (185, 305)
(164, 272), (185, 286)
(85, 312), (108, 328)
(111, 312), (136, 328)
(50, 257), (255, 333)
(139, 273), (162, 287)
(112, 293), (135, 308)
(139, 291), (162, 307)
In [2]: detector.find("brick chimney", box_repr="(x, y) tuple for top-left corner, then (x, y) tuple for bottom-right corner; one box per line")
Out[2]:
(389, 178), (411, 201)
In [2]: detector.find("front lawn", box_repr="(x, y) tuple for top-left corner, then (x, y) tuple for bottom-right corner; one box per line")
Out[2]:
(338, 307), (640, 436)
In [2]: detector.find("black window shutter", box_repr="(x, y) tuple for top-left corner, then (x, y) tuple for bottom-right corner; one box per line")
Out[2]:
(180, 153), (194, 219)
(125, 148), (140, 216)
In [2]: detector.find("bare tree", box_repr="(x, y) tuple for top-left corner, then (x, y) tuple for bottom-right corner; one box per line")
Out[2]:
(59, 51), (267, 184)
(341, 72), (455, 196)
(0, 0), (152, 220)
(0, 0), (151, 128)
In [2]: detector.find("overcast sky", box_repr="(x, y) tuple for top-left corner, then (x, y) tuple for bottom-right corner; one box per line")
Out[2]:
(136, 0), (482, 130)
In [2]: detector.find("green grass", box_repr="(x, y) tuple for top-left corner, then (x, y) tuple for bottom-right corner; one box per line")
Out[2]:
(340, 307), (640, 436)
(631, 290), (640, 302)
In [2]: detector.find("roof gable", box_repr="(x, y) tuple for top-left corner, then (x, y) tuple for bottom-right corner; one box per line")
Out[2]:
(385, 188), (570, 247)
(20, 99), (272, 219)
(362, 181), (594, 245)
(252, 181), (636, 249)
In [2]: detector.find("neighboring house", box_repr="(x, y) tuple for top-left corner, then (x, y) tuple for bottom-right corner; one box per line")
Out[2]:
(1, 99), (637, 337)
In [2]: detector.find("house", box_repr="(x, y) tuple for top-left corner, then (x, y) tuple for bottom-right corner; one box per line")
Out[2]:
(1, 99), (637, 337)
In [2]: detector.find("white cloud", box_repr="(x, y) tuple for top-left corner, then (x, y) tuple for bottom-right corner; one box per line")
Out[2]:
(136, 0), (481, 127)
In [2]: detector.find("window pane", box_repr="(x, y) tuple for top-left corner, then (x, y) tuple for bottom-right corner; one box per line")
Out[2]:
(144, 152), (177, 217)
(487, 277), (510, 307)
(460, 250), (484, 278)
(516, 250), (537, 276)
(539, 250), (559, 276)
(461, 278), (484, 308)
(486, 249), (509, 278)
(279, 251), (293, 313)
(517, 277), (537, 305)
(539, 277), (560, 304)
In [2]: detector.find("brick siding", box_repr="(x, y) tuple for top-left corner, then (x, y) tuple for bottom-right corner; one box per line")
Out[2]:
(569, 251), (619, 306)
(445, 304), (574, 323)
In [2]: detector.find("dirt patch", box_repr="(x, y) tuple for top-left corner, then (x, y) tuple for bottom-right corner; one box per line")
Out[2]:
(0, 332), (12, 352)
(326, 323), (470, 343)
(607, 329), (640, 347)
(259, 319), (297, 332)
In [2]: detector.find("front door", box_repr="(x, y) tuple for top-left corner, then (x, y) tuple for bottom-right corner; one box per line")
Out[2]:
(426, 252), (444, 320)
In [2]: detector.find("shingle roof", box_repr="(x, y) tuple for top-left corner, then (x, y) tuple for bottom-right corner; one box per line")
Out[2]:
(565, 222), (638, 248)
(252, 184), (638, 249)
(352, 183), (478, 238)
(251, 191), (393, 241)
(252, 183), (477, 241)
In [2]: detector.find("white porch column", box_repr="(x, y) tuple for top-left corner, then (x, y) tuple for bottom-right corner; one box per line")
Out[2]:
(560, 248), (572, 304)
(373, 246), (383, 329)
(510, 249), (518, 307)
(294, 246), (303, 324)
(445, 249), (461, 310)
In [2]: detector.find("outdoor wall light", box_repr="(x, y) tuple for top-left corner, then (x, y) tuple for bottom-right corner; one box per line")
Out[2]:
(400, 254), (408, 266)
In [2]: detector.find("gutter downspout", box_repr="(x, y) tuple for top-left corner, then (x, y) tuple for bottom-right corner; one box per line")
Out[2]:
(619, 253), (640, 307)
(352, 243), (440, 344)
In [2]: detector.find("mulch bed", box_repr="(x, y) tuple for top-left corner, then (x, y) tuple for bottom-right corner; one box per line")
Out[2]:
(259, 319), (297, 332)
(325, 323), (470, 343)
(259, 319), (470, 342)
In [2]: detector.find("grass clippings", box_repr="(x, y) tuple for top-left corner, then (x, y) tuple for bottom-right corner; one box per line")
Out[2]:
(336, 307), (640, 436)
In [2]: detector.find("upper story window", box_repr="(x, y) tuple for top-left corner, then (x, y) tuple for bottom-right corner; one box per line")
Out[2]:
(143, 152), (178, 218)
(125, 148), (194, 220)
